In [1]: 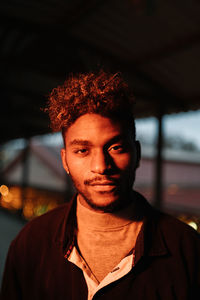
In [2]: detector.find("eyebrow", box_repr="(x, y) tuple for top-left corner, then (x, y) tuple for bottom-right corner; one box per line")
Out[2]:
(69, 139), (93, 147)
(68, 135), (127, 148)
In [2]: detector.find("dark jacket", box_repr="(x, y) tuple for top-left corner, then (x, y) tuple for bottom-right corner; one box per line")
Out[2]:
(1, 191), (200, 300)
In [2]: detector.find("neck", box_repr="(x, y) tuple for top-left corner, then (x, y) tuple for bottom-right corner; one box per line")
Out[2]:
(77, 195), (139, 230)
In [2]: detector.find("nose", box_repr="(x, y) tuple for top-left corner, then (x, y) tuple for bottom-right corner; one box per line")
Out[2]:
(90, 150), (110, 174)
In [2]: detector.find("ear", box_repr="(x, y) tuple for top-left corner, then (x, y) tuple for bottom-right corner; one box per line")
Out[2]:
(135, 140), (141, 169)
(61, 148), (69, 174)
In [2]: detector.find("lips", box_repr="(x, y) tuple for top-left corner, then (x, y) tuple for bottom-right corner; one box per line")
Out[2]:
(88, 181), (118, 193)
(89, 181), (117, 186)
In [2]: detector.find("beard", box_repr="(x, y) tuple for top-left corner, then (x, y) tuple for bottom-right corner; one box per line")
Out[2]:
(69, 172), (135, 213)
(78, 189), (127, 212)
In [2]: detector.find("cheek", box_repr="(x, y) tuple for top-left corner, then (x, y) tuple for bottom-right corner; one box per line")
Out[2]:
(114, 154), (134, 171)
(66, 154), (88, 176)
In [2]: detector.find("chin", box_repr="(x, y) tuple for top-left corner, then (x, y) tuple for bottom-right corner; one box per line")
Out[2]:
(82, 193), (126, 213)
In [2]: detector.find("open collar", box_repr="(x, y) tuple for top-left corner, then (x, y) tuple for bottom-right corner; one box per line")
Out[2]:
(53, 191), (169, 263)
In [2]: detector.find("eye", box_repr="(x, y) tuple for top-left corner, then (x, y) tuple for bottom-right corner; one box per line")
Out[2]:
(74, 148), (89, 156)
(109, 144), (125, 153)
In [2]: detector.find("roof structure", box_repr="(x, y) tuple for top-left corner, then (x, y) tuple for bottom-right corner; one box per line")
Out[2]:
(1, 0), (200, 143)
(2, 143), (66, 191)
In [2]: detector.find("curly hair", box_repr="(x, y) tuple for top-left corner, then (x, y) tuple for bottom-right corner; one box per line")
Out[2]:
(46, 70), (136, 136)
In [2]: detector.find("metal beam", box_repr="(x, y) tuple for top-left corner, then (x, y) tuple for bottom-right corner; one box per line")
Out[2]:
(154, 106), (164, 209)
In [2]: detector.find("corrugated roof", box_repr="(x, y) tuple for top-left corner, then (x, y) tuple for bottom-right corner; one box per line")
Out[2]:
(1, 0), (200, 143)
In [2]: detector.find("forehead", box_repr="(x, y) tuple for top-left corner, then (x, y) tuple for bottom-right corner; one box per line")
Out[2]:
(64, 114), (129, 146)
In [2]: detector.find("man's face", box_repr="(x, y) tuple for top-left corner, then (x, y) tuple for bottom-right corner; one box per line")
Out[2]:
(61, 113), (140, 212)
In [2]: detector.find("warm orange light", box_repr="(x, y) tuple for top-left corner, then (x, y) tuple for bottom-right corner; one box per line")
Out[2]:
(23, 203), (34, 220)
(2, 193), (12, 203)
(11, 197), (22, 209)
(0, 185), (65, 219)
(0, 186), (23, 210)
(0, 185), (9, 196)
(47, 202), (58, 211)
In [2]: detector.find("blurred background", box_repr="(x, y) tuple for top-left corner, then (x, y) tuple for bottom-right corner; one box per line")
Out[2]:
(0, 0), (200, 284)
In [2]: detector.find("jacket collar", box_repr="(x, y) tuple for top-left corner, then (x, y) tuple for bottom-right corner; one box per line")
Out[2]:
(134, 199), (169, 265)
(54, 191), (169, 262)
(54, 194), (77, 250)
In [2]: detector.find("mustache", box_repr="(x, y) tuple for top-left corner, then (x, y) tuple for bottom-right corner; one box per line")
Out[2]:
(84, 176), (119, 186)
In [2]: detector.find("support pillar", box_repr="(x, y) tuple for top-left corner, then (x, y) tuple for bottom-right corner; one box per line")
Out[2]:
(21, 139), (30, 209)
(154, 108), (164, 209)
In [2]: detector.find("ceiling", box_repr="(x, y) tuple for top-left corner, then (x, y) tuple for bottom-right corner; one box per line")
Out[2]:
(1, 0), (200, 144)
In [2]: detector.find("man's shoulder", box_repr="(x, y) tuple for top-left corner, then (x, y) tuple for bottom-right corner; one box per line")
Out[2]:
(158, 211), (198, 233)
(134, 190), (199, 244)
(12, 202), (72, 248)
(155, 210), (200, 248)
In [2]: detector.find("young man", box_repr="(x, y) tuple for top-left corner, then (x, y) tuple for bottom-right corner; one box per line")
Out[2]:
(1, 70), (200, 299)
